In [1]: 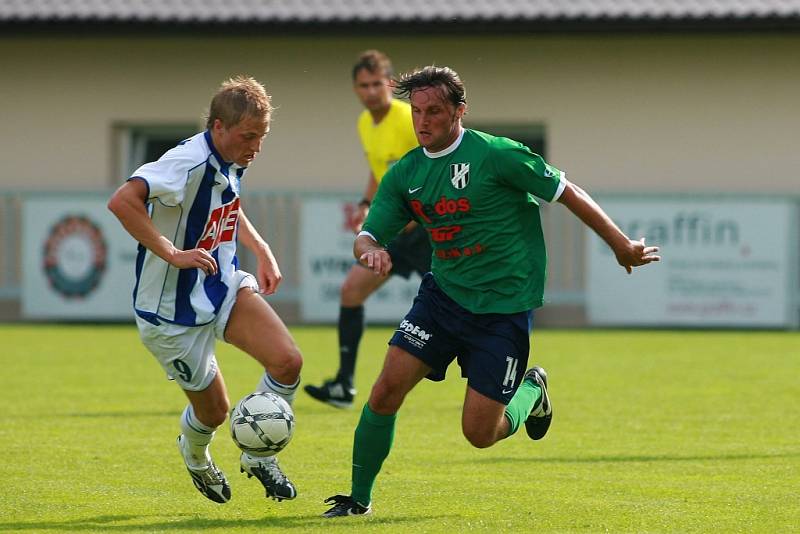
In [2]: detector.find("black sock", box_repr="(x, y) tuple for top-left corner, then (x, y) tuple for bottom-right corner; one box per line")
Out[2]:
(336, 305), (364, 388)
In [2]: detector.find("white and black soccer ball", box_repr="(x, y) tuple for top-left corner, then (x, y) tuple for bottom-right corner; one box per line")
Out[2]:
(230, 392), (294, 457)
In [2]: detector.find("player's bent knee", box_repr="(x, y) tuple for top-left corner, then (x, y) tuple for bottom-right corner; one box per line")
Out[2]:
(368, 380), (405, 415)
(462, 423), (498, 449)
(283, 350), (303, 381)
(265, 346), (303, 384)
(214, 402), (231, 427)
(208, 412), (228, 429)
(195, 401), (229, 428)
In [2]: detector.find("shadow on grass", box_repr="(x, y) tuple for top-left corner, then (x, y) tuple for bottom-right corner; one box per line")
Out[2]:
(3, 411), (180, 420)
(0, 512), (453, 531)
(57, 411), (179, 418)
(468, 450), (800, 464)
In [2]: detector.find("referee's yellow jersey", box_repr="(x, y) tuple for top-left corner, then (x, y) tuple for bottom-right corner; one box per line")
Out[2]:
(357, 99), (418, 183)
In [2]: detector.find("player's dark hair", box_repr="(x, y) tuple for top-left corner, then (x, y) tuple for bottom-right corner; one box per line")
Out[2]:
(352, 49), (393, 81)
(394, 66), (467, 108)
(206, 75), (273, 129)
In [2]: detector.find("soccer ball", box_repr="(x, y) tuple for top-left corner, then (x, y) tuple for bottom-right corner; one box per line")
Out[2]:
(230, 391), (294, 457)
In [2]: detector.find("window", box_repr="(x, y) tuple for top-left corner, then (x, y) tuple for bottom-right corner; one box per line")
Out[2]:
(112, 123), (199, 183)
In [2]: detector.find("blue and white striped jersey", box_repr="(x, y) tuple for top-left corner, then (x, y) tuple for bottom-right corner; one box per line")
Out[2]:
(130, 130), (247, 326)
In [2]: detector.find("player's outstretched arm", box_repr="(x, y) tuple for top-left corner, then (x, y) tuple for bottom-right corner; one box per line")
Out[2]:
(238, 208), (282, 295)
(354, 233), (392, 277)
(107, 179), (218, 275)
(557, 181), (660, 273)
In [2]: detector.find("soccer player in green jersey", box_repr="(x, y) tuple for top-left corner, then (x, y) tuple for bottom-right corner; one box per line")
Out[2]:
(323, 66), (660, 517)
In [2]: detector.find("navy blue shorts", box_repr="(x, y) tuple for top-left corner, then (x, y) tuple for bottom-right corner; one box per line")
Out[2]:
(389, 273), (533, 405)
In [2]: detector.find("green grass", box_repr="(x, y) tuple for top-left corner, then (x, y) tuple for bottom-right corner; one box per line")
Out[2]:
(1, 325), (798, 533)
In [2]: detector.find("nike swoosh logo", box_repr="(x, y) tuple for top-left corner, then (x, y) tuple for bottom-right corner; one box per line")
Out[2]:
(502, 388), (514, 395)
(408, 186), (423, 194)
(214, 180), (224, 186)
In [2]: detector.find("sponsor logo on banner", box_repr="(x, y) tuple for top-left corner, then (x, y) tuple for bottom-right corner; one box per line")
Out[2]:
(42, 215), (107, 299)
(586, 198), (797, 327)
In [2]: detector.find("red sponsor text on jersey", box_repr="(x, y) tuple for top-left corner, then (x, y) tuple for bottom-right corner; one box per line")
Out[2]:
(428, 225), (463, 242)
(409, 196), (471, 224)
(197, 198), (240, 251)
(435, 243), (485, 260)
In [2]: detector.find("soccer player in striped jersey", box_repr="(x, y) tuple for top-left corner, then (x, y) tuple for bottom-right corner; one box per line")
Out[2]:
(323, 66), (660, 517)
(108, 76), (302, 504)
(305, 50), (431, 409)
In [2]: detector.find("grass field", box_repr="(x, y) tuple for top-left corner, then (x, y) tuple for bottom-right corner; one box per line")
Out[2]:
(2, 324), (798, 533)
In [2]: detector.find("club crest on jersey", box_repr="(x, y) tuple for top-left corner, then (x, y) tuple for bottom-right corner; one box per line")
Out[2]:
(450, 163), (470, 190)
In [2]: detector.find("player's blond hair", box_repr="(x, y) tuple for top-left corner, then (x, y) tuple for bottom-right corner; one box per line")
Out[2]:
(206, 75), (273, 129)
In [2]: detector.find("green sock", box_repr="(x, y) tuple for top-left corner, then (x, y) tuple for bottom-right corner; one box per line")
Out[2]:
(504, 378), (542, 437)
(351, 403), (396, 506)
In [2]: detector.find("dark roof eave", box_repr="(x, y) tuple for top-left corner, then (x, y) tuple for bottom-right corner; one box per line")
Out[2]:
(2, 16), (800, 37)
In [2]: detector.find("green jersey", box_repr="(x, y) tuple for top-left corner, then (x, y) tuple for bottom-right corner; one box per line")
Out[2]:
(363, 128), (565, 314)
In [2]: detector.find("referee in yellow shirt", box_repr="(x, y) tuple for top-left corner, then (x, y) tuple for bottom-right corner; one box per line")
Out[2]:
(305, 50), (431, 408)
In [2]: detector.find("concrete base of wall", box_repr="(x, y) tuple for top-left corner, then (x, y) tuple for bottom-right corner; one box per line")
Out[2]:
(0, 299), (589, 328)
(270, 301), (589, 329)
(535, 304), (588, 328)
(0, 299), (20, 322)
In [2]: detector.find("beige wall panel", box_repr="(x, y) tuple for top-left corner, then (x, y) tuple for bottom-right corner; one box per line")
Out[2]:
(1, 34), (798, 193)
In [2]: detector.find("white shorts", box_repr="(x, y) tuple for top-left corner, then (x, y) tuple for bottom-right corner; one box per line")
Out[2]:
(136, 270), (258, 391)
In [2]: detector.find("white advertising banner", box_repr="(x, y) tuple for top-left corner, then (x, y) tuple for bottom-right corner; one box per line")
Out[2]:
(22, 196), (138, 320)
(587, 197), (798, 328)
(300, 197), (421, 323)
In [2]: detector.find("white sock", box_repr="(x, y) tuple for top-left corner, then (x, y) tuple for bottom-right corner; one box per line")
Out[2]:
(179, 405), (215, 469)
(256, 372), (300, 406)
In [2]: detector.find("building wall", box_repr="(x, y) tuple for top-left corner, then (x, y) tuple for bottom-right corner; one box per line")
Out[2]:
(1, 32), (798, 193)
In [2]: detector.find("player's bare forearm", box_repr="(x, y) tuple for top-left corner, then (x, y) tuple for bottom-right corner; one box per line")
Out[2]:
(558, 182), (628, 250)
(108, 180), (179, 262)
(107, 179), (218, 275)
(354, 233), (392, 276)
(238, 209), (270, 256)
(238, 210), (279, 273)
(353, 233), (383, 261)
(238, 208), (282, 293)
(558, 181), (660, 273)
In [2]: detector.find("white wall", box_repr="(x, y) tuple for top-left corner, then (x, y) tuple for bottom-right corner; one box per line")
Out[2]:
(1, 33), (798, 193)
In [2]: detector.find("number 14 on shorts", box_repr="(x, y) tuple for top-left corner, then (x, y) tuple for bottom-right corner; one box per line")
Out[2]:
(503, 356), (518, 390)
